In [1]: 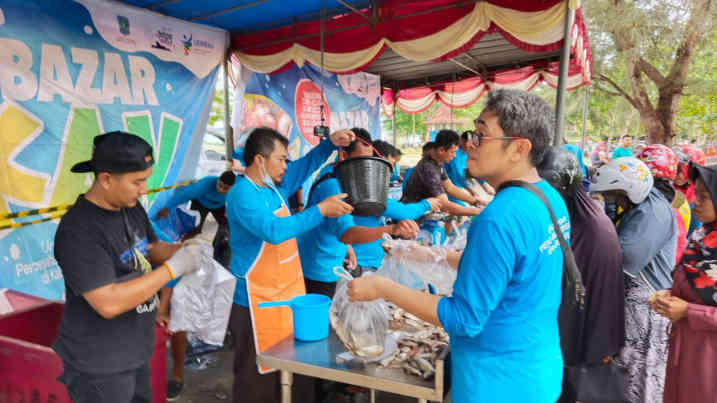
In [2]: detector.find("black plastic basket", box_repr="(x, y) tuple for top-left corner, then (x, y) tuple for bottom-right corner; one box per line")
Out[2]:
(335, 156), (393, 216)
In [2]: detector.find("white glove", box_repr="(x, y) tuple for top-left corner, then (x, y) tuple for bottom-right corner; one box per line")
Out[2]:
(164, 241), (205, 279)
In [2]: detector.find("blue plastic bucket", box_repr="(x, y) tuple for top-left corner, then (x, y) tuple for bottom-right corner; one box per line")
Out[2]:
(257, 294), (332, 341)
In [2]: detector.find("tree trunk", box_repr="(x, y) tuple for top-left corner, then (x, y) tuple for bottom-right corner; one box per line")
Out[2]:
(603, 0), (712, 147)
(641, 110), (669, 145)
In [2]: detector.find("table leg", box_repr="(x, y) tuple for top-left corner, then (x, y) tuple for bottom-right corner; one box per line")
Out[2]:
(370, 389), (376, 403)
(417, 399), (427, 403)
(280, 370), (293, 403)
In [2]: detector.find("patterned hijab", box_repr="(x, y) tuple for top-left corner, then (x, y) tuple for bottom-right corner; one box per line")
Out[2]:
(679, 164), (717, 306)
(680, 223), (717, 306)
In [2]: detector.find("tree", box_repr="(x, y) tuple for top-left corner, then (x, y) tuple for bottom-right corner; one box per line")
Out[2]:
(586, 0), (714, 145)
(208, 66), (234, 128)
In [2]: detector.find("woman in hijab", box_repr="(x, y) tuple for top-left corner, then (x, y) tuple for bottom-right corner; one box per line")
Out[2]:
(651, 163), (717, 402)
(538, 148), (625, 403)
(562, 143), (594, 192)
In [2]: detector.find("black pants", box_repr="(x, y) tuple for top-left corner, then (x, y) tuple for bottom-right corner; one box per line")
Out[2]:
(190, 200), (228, 230)
(190, 200), (230, 267)
(58, 361), (151, 403)
(229, 304), (315, 403)
(304, 278), (337, 299)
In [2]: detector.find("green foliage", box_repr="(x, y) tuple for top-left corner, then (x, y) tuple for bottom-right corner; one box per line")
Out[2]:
(583, 0), (716, 142)
(209, 67), (234, 128)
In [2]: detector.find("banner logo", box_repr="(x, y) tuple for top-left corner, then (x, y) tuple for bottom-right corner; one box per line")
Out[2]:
(182, 34), (192, 55)
(117, 15), (130, 35)
(152, 28), (172, 51)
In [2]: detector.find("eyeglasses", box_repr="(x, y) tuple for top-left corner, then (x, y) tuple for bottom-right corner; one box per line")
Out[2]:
(466, 131), (521, 147)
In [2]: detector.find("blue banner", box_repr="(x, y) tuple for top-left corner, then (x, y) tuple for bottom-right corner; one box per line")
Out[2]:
(239, 64), (381, 160)
(0, 0), (226, 300)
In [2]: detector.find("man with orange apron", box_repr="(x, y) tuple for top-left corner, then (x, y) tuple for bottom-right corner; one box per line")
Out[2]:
(225, 127), (355, 403)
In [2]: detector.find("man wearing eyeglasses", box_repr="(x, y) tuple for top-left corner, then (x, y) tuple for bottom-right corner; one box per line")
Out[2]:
(348, 89), (569, 403)
(401, 130), (483, 216)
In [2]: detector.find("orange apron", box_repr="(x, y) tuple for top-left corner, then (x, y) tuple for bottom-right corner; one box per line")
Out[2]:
(246, 203), (306, 374)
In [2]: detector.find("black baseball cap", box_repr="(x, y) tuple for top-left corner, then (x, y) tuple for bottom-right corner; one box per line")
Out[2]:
(71, 131), (154, 173)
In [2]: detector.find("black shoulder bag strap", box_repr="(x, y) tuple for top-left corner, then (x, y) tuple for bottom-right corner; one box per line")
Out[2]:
(499, 180), (586, 310)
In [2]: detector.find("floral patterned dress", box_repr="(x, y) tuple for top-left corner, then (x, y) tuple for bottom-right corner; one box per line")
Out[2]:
(615, 274), (670, 403)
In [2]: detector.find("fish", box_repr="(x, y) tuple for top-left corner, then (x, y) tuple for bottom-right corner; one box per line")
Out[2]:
(378, 304), (449, 380)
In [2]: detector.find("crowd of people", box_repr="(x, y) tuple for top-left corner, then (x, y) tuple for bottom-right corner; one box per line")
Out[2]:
(49, 88), (717, 403)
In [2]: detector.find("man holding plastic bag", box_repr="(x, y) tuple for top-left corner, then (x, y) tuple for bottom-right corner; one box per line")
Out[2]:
(53, 132), (203, 403)
(349, 89), (569, 403)
(226, 127), (355, 403)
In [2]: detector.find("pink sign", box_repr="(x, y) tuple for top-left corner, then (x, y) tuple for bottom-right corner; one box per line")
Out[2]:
(294, 79), (330, 145)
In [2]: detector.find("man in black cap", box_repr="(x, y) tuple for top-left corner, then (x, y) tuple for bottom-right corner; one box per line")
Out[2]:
(53, 131), (202, 403)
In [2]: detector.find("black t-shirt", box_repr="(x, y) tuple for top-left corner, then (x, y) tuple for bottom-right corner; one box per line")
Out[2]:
(53, 195), (158, 374)
(401, 156), (448, 203)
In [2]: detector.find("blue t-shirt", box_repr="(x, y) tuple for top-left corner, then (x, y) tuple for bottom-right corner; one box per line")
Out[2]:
(445, 149), (469, 206)
(164, 176), (227, 210)
(226, 140), (336, 307)
(437, 181), (568, 403)
(444, 148), (469, 189)
(297, 169), (355, 283)
(611, 146), (633, 159)
(353, 199), (431, 268)
(390, 164), (401, 182)
(232, 148), (244, 163)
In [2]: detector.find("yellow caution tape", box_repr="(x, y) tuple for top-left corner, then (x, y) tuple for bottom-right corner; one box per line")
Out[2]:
(146, 180), (195, 195)
(0, 179), (196, 229)
(0, 203), (74, 221)
(0, 212), (66, 230)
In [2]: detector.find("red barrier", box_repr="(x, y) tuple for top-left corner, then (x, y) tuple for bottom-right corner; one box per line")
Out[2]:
(0, 291), (168, 403)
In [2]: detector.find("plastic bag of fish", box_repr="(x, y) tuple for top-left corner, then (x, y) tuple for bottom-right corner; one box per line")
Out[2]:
(379, 239), (457, 295)
(330, 268), (390, 358)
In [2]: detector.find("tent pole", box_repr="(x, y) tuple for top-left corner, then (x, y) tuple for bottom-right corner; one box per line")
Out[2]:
(580, 85), (589, 152)
(392, 81), (397, 146)
(389, 110), (393, 140)
(223, 56), (233, 161)
(392, 111), (396, 146)
(554, 2), (575, 146)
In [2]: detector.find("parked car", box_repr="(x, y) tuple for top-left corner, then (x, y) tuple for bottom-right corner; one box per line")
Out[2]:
(195, 128), (227, 179)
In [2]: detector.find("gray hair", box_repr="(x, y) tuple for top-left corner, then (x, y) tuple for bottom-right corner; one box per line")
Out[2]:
(484, 89), (555, 166)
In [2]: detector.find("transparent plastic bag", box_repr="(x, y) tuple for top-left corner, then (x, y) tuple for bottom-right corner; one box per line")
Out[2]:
(330, 268), (390, 358)
(467, 177), (495, 205)
(376, 243), (428, 291)
(379, 238), (457, 295)
(170, 243), (237, 346)
(444, 220), (468, 251)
